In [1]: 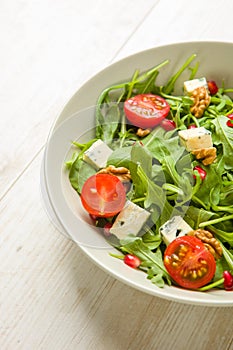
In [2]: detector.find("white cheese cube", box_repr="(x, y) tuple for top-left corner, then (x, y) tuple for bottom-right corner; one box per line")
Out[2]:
(159, 216), (192, 246)
(83, 139), (113, 170)
(178, 127), (212, 152)
(184, 77), (208, 95)
(109, 201), (151, 240)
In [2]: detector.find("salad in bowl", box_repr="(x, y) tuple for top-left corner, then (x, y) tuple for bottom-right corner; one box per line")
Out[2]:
(65, 53), (233, 293)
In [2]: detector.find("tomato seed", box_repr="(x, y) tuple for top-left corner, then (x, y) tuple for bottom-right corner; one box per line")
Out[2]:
(200, 267), (207, 275)
(178, 252), (186, 258)
(180, 268), (189, 278)
(171, 253), (179, 261)
(200, 259), (207, 266)
(179, 245), (188, 252)
(164, 256), (170, 264)
(192, 270), (197, 279)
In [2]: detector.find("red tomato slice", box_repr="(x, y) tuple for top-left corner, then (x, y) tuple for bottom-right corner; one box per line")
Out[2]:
(81, 174), (126, 217)
(164, 236), (216, 289)
(124, 93), (170, 128)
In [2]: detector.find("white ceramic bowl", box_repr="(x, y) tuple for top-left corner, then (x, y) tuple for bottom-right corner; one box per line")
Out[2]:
(43, 41), (233, 306)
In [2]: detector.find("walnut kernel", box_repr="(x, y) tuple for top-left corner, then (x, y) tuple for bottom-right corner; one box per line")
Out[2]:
(192, 147), (216, 165)
(190, 87), (210, 118)
(188, 229), (223, 259)
(136, 128), (151, 137)
(98, 165), (131, 182)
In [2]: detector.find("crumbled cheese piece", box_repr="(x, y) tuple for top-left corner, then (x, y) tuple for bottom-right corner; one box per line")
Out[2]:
(178, 127), (213, 152)
(159, 216), (193, 246)
(83, 139), (113, 170)
(109, 201), (151, 240)
(184, 77), (208, 95)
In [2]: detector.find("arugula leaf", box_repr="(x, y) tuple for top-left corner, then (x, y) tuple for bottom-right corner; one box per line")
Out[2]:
(210, 184), (221, 206)
(185, 206), (216, 229)
(131, 142), (152, 177)
(163, 54), (197, 94)
(101, 104), (121, 145)
(136, 165), (176, 226)
(107, 146), (132, 168)
(212, 115), (233, 169)
(193, 163), (222, 209)
(213, 258), (229, 283)
(69, 158), (96, 193)
(219, 183), (233, 207)
(149, 273), (165, 287)
(120, 236), (171, 287)
(128, 143), (153, 200)
(220, 243), (233, 270)
(207, 225), (233, 246)
(66, 139), (97, 193)
(143, 130), (185, 165)
(142, 229), (162, 250)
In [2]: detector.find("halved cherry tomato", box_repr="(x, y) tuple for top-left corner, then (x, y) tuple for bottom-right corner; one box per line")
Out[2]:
(164, 236), (216, 289)
(81, 174), (126, 217)
(124, 93), (170, 128)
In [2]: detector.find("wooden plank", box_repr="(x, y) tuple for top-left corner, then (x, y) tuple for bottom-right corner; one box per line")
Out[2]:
(1, 1), (233, 349)
(0, 0), (155, 199)
(0, 149), (232, 350)
(113, 0), (233, 61)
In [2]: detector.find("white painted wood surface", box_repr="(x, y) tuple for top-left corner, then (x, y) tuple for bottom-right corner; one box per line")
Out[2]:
(1, 1), (233, 349)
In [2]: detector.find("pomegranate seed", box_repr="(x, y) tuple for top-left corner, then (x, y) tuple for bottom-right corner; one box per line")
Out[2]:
(188, 124), (197, 129)
(160, 119), (176, 131)
(103, 222), (112, 236)
(207, 80), (218, 95)
(193, 165), (207, 181)
(223, 271), (233, 291)
(123, 254), (141, 269)
(226, 119), (233, 128)
(227, 113), (233, 120)
(89, 214), (99, 221)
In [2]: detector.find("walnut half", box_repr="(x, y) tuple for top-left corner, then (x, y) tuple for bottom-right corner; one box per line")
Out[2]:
(192, 147), (216, 165)
(190, 86), (210, 118)
(136, 128), (151, 137)
(98, 165), (131, 182)
(188, 229), (223, 259)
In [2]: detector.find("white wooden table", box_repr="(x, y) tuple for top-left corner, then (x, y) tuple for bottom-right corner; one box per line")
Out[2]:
(1, 1), (233, 349)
